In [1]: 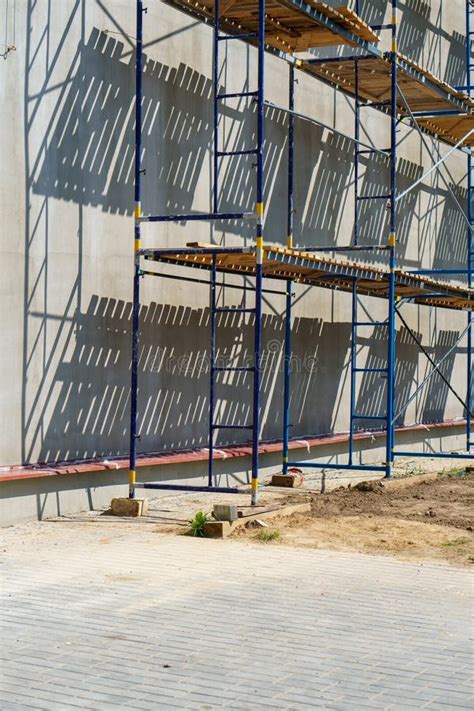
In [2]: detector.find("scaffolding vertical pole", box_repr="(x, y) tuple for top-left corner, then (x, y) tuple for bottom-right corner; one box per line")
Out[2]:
(208, 255), (217, 486)
(349, 48), (360, 467)
(349, 279), (357, 465)
(385, 0), (398, 478)
(251, 0), (265, 506)
(467, 154), (473, 452)
(353, 58), (360, 246)
(213, 0), (220, 213)
(283, 62), (295, 475)
(466, 0), (473, 452)
(129, 0), (144, 499)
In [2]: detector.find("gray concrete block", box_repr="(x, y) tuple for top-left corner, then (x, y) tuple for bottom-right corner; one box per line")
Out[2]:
(110, 497), (148, 517)
(213, 504), (238, 521)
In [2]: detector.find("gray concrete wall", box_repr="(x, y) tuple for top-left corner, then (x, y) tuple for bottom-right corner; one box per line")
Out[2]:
(0, 0), (471, 468)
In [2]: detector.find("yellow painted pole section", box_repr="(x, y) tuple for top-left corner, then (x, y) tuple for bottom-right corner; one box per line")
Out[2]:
(134, 203), (142, 252)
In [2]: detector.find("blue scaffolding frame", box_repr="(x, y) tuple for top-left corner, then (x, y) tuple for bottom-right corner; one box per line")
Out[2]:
(128, 1), (474, 506)
(129, 0), (267, 502)
(466, 0), (474, 453)
(283, 1), (474, 476)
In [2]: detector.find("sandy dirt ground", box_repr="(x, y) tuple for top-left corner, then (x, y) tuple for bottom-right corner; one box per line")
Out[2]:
(41, 460), (474, 568)
(233, 471), (474, 567)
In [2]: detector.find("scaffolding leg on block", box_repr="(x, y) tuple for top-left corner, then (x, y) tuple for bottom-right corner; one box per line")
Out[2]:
(283, 62), (295, 476)
(385, 1), (398, 479)
(251, 0), (265, 506)
(129, 0), (144, 500)
(466, 4), (473, 451)
(208, 255), (217, 487)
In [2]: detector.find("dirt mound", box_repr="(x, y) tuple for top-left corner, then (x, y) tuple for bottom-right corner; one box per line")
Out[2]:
(352, 480), (385, 493)
(309, 472), (474, 531)
(237, 472), (474, 566)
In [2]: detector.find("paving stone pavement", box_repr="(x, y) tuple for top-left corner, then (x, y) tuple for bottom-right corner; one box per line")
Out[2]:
(0, 521), (473, 710)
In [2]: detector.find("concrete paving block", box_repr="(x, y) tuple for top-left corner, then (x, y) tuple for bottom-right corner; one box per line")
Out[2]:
(213, 504), (238, 521)
(270, 473), (304, 488)
(109, 498), (148, 517)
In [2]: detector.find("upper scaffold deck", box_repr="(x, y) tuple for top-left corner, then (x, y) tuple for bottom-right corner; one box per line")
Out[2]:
(164, 1), (473, 148)
(142, 244), (474, 311)
(304, 53), (474, 118)
(416, 114), (474, 148)
(164, 1), (379, 51)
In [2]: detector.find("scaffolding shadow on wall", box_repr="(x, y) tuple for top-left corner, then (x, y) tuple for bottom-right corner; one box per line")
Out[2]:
(128, 0), (474, 507)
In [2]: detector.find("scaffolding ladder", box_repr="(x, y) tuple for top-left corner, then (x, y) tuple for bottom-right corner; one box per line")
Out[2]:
(130, 0), (266, 504)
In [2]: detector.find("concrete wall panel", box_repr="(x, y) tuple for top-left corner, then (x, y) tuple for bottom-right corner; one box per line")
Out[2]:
(0, 0), (471, 466)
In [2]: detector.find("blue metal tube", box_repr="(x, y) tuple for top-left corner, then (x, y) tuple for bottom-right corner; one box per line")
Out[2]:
(354, 59), (360, 246)
(218, 91), (258, 100)
(394, 451), (474, 461)
(356, 194), (391, 200)
(282, 283), (292, 475)
(251, 0), (265, 506)
(298, 245), (390, 252)
(370, 24), (394, 31)
(384, 0), (398, 480)
(403, 109), (463, 118)
(287, 462), (387, 472)
(283, 63), (295, 476)
(410, 269), (473, 275)
(466, 0), (473, 452)
(287, 63), (295, 249)
(208, 255), (217, 487)
(143, 246), (251, 256)
(138, 484), (241, 493)
(350, 52), (361, 469)
(129, 0), (144, 499)
(140, 211), (255, 222)
(349, 280), (357, 466)
(217, 33), (258, 42)
(213, 0), (219, 213)
(307, 55), (377, 66)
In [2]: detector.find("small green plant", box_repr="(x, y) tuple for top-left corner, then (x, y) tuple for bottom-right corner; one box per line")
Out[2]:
(255, 529), (281, 543)
(188, 511), (210, 537)
(442, 468), (466, 479)
(441, 537), (468, 548)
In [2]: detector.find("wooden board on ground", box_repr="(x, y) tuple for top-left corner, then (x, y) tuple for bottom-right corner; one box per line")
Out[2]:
(237, 505), (280, 517)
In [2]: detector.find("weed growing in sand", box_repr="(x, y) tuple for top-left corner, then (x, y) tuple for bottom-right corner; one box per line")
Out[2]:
(188, 511), (210, 537)
(441, 537), (468, 548)
(255, 529), (281, 543)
